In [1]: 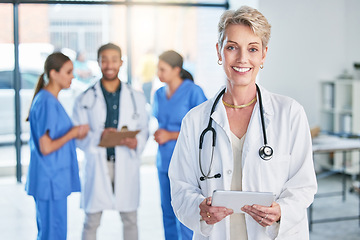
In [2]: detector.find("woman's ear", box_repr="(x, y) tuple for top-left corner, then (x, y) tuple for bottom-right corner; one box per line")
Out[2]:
(175, 66), (182, 75)
(216, 43), (222, 61)
(261, 46), (268, 64)
(49, 69), (56, 81)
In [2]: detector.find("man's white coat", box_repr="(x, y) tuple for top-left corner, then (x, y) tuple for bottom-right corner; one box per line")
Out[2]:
(72, 81), (149, 213)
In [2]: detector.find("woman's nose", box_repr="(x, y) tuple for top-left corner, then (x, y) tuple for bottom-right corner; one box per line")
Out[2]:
(236, 50), (248, 63)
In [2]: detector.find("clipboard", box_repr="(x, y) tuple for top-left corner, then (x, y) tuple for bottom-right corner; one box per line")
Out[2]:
(212, 190), (274, 213)
(98, 127), (140, 147)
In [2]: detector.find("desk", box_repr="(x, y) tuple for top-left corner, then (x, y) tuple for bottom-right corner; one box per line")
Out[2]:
(309, 136), (360, 231)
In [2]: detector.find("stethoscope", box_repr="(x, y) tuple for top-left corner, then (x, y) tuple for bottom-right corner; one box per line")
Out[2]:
(80, 82), (139, 120)
(199, 84), (273, 181)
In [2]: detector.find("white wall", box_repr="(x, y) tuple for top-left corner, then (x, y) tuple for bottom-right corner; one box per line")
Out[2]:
(227, 0), (360, 127)
(344, 0), (360, 70)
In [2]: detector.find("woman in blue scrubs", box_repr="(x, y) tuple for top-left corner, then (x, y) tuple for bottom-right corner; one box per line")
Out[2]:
(25, 52), (89, 240)
(153, 50), (207, 240)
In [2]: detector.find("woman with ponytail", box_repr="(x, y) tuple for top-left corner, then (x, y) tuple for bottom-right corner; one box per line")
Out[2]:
(25, 52), (89, 240)
(152, 50), (207, 240)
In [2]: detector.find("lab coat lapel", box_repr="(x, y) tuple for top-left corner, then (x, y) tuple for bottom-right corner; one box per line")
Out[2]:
(242, 85), (274, 190)
(210, 90), (231, 144)
(257, 84), (274, 119)
(118, 83), (133, 129)
(210, 89), (233, 190)
(94, 81), (107, 125)
(242, 104), (262, 159)
(243, 85), (274, 160)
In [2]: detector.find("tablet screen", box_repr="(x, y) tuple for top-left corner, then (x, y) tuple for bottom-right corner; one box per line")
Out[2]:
(212, 190), (274, 213)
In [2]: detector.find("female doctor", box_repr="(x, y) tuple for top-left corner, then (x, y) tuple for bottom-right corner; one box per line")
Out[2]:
(168, 6), (317, 240)
(72, 43), (149, 240)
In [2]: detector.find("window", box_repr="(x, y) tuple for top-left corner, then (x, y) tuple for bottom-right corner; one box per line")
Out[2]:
(1, 0), (228, 181)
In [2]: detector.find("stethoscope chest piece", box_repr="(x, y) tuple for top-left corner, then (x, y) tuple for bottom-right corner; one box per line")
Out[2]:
(259, 145), (273, 161)
(132, 112), (140, 120)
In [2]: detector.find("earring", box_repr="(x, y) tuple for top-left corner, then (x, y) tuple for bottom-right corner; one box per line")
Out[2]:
(217, 59), (222, 65)
(260, 64), (264, 69)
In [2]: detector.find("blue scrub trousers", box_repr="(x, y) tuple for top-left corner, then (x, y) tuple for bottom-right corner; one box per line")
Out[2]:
(158, 170), (193, 240)
(34, 197), (67, 240)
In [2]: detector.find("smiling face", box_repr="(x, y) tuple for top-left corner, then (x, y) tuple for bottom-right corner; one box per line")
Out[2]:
(217, 24), (267, 88)
(50, 60), (74, 89)
(157, 59), (180, 84)
(98, 48), (123, 81)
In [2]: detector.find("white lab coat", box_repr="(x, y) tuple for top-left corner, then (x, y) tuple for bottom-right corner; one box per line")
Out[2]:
(72, 81), (149, 213)
(169, 85), (317, 240)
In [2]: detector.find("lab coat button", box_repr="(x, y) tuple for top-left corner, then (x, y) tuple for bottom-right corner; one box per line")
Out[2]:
(227, 170), (232, 174)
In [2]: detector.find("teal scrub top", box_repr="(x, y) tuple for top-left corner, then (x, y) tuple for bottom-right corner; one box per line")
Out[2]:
(25, 89), (81, 200)
(153, 79), (207, 173)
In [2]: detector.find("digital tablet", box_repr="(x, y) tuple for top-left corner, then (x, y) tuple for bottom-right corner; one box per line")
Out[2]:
(212, 190), (275, 213)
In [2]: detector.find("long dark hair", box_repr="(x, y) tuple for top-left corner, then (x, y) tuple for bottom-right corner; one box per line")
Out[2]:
(26, 52), (70, 121)
(159, 50), (194, 81)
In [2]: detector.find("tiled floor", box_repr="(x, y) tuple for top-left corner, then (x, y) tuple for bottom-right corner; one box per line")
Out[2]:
(0, 164), (163, 240)
(0, 164), (359, 240)
(307, 173), (360, 240)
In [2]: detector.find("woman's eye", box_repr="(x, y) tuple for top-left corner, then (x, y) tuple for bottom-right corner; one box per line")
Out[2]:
(227, 46), (235, 50)
(249, 48), (258, 52)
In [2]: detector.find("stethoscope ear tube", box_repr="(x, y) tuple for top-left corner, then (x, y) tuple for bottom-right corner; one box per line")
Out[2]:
(198, 88), (225, 181)
(80, 85), (97, 110)
(80, 83), (139, 120)
(256, 84), (274, 160)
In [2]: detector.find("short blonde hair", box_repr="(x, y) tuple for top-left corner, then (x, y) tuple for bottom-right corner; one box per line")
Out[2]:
(218, 6), (271, 49)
